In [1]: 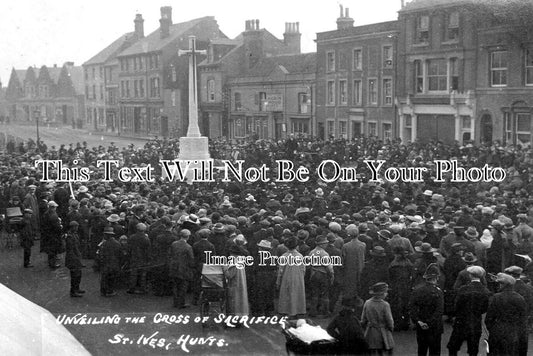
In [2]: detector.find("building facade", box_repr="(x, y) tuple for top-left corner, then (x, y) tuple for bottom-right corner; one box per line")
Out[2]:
(396, 0), (533, 147)
(83, 14), (143, 132)
(5, 63), (85, 126)
(316, 8), (398, 140)
(116, 7), (225, 137)
(199, 19), (305, 140)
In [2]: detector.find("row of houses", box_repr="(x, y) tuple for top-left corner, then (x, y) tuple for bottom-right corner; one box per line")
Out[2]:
(4, 0), (533, 147)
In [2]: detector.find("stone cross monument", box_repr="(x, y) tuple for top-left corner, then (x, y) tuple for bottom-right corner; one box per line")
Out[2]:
(177, 36), (211, 161)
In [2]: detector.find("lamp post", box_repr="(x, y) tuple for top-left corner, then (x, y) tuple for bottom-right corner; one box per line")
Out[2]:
(34, 109), (40, 151)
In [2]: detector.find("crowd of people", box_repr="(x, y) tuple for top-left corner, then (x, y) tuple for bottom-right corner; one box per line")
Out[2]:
(1, 135), (533, 355)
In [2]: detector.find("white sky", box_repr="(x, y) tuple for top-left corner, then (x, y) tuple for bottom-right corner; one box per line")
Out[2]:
(0, 0), (402, 85)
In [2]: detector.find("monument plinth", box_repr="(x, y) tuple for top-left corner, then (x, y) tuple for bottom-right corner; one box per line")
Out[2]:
(177, 36), (211, 180)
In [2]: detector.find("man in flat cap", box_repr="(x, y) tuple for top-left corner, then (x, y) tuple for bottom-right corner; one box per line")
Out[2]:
(99, 226), (122, 297)
(127, 223), (151, 294)
(41, 201), (63, 269)
(20, 209), (35, 268)
(447, 266), (490, 356)
(65, 221), (84, 297)
(504, 265), (533, 333)
(485, 272), (528, 356)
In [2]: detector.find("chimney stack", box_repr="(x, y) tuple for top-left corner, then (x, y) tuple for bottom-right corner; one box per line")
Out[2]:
(283, 22), (301, 54)
(242, 19), (263, 70)
(160, 6), (172, 39)
(245, 19), (260, 31)
(134, 14), (144, 39)
(336, 5), (354, 30)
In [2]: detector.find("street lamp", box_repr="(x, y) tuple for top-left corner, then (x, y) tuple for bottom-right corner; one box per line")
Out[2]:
(34, 109), (40, 151)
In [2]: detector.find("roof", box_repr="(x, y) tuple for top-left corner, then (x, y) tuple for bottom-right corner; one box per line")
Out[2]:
(48, 67), (62, 83)
(401, 0), (478, 12)
(244, 53), (316, 77)
(84, 32), (136, 65)
(210, 38), (239, 46)
(316, 20), (398, 40)
(67, 66), (85, 94)
(118, 17), (216, 56)
(15, 70), (26, 83)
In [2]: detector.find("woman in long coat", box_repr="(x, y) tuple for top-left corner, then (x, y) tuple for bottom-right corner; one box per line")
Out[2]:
(223, 245), (249, 316)
(361, 282), (394, 355)
(276, 236), (306, 317)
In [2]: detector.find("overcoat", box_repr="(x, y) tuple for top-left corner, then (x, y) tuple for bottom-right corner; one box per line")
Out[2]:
(277, 250), (306, 316)
(361, 298), (395, 350)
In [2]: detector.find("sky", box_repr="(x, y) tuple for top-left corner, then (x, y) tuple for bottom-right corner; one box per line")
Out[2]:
(0, 0), (402, 85)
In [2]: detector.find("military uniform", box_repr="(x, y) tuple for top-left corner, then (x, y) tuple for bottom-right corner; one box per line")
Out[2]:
(410, 281), (444, 356)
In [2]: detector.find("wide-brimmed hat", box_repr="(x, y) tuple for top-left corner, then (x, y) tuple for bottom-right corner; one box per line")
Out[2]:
(369, 282), (389, 295)
(107, 214), (120, 222)
(378, 230), (392, 240)
(434, 220), (446, 230)
(213, 223), (225, 232)
(415, 242), (437, 254)
(103, 227), (115, 235)
(48, 201), (59, 207)
(69, 221), (79, 227)
(462, 252), (477, 263)
(464, 226), (479, 239)
(23, 208), (33, 214)
(78, 186), (88, 193)
(257, 240), (272, 249)
(370, 246), (387, 257)
(423, 263), (440, 279)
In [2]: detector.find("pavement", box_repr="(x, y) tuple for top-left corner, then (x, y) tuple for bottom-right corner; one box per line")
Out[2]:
(1, 123), (150, 149)
(3, 237), (528, 355)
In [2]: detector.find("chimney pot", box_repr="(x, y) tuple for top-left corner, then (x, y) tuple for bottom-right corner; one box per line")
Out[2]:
(256, 19), (259, 30)
(296, 22), (299, 33)
(160, 6), (172, 39)
(346, 8), (350, 17)
(134, 13), (144, 38)
(340, 4), (344, 17)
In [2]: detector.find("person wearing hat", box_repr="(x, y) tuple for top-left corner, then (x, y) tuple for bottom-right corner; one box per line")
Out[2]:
(453, 252), (487, 291)
(325, 232), (342, 315)
(327, 297), (368, 355)
(307, 235), (334, 317)
(361, 282), (394, 355)
(277, 235), (306, 318)
(388, 246), (413, 331)
(409, 263), (444, 356)
(504, 266), (533, 333)
(342, 224), (367, 301)
(191, 229), (215, 305)
(127, 223), (151, 294)
(53, 182), (70, 224)
(360, 246), (390, 301)
(387, 225), (414, 257)
(99, 226), (122, 297)
(22, 184), (39, 237)
(127, 205), (145, 236)
(210, 222), (227, 257)
(253, 239), (277, 316)
(151, 217), (176, 297)
(485, 272), (528, 356)
(20, 208), (35, 268)
(515, 214), (533, 258)
(223, 244), (250, 319)
(168, 229), (195, 309)
(446, 266), (490, 356)
(486, 219), (509, 274)
(443, 243), (467, 320)
(65, 221), (84, 298)
(41, 200), (63, 269)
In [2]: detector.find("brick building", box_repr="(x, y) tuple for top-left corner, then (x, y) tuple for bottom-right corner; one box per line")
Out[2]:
(115, 7), (225, 137)
(199, 19), (306, 140)
(316, 7), (398, 140)
(396, 0), (533, 147)
(5, 63), (85, 126)
(83, 14), (143, 132)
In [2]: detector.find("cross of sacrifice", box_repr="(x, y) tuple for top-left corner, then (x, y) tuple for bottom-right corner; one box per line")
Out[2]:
(178, 36), (207, 138)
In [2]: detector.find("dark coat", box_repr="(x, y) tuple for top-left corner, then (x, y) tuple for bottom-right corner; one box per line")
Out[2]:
(128, 231), (151, 267)
(485, 288), (528, 356)
(410, 282), (444, 333)
(41, 209), (63, 254)
(168, 239), (195, 280)
(65, 231), (83, 270)
(193, 238), (216, 272)
(152, 230), (176, 266)
(453, 281), (490, 333)
(100, 237), (122, 273)
(327, 308), (369, 354)
(209, 231), (227, 256)
(20, 215), (35, 249)
(360, 257), (390, 300)
(515, 279), (533, 317)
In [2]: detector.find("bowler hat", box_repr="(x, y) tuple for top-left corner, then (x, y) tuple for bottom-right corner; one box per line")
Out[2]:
(103, 227), (115, 235)
(415, 242), (437, 254)
(462, 252), (477, 264)
(370, 246), (387, 257)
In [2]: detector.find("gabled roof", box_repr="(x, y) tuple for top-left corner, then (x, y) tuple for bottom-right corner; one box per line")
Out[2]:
(84, 32), (136, 65)
(118, 16), (216, 56)
(48, 67), (62, 83)
(401, 0), (477, 12)
(66, 66), (85, 94)
(244, 53), (316, 77)
(15, 70), (26, 83)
